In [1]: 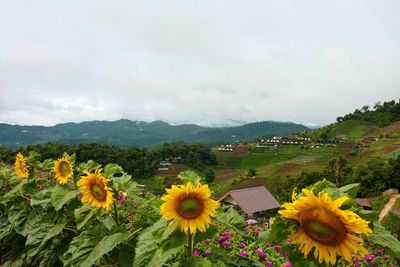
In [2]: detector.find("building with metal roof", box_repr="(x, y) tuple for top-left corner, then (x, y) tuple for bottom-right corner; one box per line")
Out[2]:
(219, 186), (280, 217)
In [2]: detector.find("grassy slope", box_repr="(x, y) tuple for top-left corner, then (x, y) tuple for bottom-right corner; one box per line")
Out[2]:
(210, 120), (400, 196)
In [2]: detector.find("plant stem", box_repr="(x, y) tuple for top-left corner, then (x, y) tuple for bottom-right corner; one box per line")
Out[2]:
(113, 201), (120, 226)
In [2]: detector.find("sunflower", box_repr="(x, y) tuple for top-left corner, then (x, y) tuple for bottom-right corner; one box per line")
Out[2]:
(14, 152), (29, 179)
(160, 182), (219, 235)
(77, 169), (114, 211)
(54, 156), (74, 185)
(279, 189), (372, 266)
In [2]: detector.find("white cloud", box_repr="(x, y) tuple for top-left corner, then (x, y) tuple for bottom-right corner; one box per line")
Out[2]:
(0, 0), (399, 126)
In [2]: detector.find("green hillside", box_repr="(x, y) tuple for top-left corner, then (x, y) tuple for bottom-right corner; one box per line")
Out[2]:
(0, 120), (308, 149)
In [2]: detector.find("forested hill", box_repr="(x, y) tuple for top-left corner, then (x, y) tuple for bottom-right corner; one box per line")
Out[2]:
(0, 119), (309, 149)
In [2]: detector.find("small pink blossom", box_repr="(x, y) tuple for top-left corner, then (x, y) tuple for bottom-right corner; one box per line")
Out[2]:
(239, 251), (249, 257)
(192, 250), (200, 257)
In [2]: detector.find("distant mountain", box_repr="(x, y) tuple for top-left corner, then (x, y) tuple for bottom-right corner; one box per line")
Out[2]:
(0, 119), (309, 149)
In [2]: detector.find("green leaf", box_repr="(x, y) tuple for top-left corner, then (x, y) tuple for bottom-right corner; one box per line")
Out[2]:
(215, 206), (246, 229)
(112, 174), (141, 197)
(51, 185), (78, 211)
(104, 163), (123, 177)
(134, 219), (180, 267)
(74, 204), (96, 230)
(357, 209), (379, 222)
(267, 216), (297, 244)
(7, 203), (30, 236)
(0, 220), (13, 240)
(26, 222), (65, 258)
(257, 230), (270, 245)
(79, 160), (102, 172)
(306, 179), (335, 194)
(81, 232), (128, 266)
(30, 188), (52, 209)
(338, 183), (360, 198)
(62, 231), (100, 267)
(146, 230), (186, 267)
(367, 223), (400, 259)
(177, 171), (202, 184)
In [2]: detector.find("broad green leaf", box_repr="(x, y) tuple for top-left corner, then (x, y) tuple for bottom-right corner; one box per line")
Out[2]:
(338, 183), (360, 197)
(104, 163), (123, 177)
(62, 231), (100, 267)
(74, 204), (96, 230)
(79, 160), (102, 172)
(7, 204), (30, 236)
(357, 209), (379, 222)
(51, 185), (78, 211)
(267, 216), (297, 244)
(367, 223), (400, 259)
(82, 232), (128, 266)
(30, 188), (52, 209)
(215, 206), (246, 229)
(0, 221), (13, 240)
(257, 230), (270, 245)
(147, 230), (186, 267)
(306, 179), (335, 194)
(112, 174), (141, 196)
(26, 222), (65, 258)
(134, 219), (179, 267)
(177, 170), (202, 184)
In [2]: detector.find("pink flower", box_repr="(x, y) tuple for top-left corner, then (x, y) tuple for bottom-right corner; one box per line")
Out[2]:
(204, 249), (211, 255)
(221, 241), (231, 247)
(376, 249), (384, 255)
(263, 261), (273, 267)
(239, 251), (249, 257)
(239, 243), (247, 248)
(255, 248), (267, 259)
(264, 242), (271, 247)
(282, 261), (292, 267)
(364, 254), (374, 261)
(353, 258), (362, 266)
(273, 245), (282, 251)
(192, 250), (200, 257)
(383, 255), (390, 261)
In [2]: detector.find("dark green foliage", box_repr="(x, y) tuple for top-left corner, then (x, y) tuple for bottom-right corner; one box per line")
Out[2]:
(247, 167), (256, 177)
(204, 169), (215, 183)
(0, 147), (14, 164)
(381, 211), (400, 240)
(352, 158), (391, 197)
(6, 142), (217, 179)
(339, 99), (400, 127)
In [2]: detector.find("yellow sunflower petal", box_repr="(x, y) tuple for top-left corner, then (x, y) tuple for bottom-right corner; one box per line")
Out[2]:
(160, 182), (219, 235)
(77, 169), (114, 211)
(280, 189), (371, 265)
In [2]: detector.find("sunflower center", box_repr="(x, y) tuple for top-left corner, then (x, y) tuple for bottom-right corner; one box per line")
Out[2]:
(90, 183), (107, 201)
(179, 197), (202, 218)
(59, 162), (71, 176)
(301, 210), (346, 246)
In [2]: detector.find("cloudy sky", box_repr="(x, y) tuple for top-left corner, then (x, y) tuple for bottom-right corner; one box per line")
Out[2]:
(1, 1), (399, 127)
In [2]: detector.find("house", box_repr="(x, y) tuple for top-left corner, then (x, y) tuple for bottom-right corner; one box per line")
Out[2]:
(219, 186), (280, 226)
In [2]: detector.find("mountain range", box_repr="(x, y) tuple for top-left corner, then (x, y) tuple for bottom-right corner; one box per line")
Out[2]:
(0, 119), (309, 149)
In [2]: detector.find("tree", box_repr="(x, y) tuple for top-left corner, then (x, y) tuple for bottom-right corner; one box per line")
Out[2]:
(328, 156), (352, 186)
(205, 169), (215, 184)
(247, 168), (257, 177)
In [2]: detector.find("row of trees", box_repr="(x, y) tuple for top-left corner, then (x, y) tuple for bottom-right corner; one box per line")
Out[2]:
(0, 142), (217, 179)
(337, 99), (400, 127)
(269, 155), (400, 202)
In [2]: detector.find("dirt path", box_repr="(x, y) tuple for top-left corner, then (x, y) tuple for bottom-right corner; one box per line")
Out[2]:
(379, 193), (400, 221)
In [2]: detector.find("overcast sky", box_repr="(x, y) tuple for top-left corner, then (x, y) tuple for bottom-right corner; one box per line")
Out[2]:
(1, 1), (399, 127)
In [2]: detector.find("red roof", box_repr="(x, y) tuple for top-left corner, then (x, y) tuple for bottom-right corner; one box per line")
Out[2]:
(220, 186), (280, 215)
